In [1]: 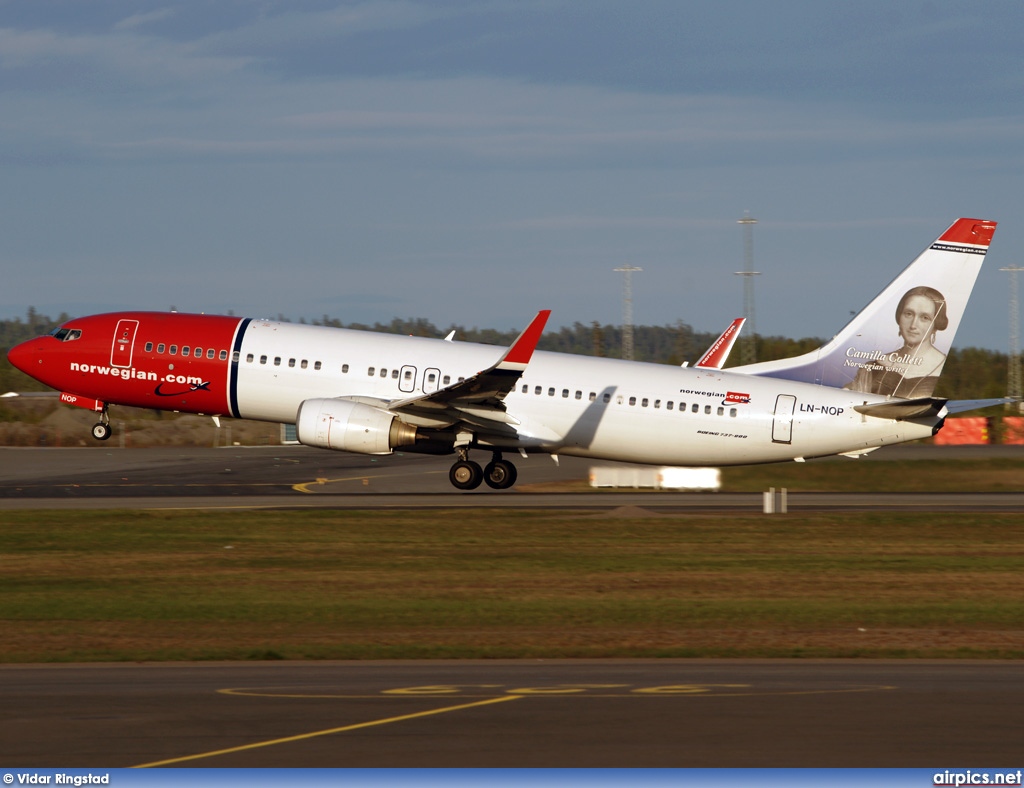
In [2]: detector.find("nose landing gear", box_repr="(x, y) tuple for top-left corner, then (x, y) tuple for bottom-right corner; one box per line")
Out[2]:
(91, 405), (112, 441)
(448, 450), (519, 490)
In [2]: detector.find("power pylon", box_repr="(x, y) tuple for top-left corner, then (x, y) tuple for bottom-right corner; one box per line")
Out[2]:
(614, 265), (642, 360)
(735, 212), (760, 364)
(1000, 265), (1024, 410)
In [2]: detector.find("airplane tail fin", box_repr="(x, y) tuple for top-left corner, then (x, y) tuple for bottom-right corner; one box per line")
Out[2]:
(732, 218), (997, 398)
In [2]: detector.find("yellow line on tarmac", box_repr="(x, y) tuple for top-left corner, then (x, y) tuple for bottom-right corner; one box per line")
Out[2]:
(132, 694), (521, 768)
(292, 469), (445, 492)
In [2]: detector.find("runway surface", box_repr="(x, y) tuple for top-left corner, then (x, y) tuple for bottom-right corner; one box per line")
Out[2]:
(2, 659), (1022, 767)
(3, 446), (1021, 769)
(2, 444), (1023, 511)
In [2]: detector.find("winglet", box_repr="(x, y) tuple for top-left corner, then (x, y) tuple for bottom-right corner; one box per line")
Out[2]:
(498, 310), (551, 370)
(695, 318), (745, 369)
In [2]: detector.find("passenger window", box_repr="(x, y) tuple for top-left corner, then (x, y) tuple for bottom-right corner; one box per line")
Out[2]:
(442, 375), (450, 385)
(617, 395), (624, 405)
(522, 384), (528, 393)
(641, 398), (648, 407)
(194, 347), (203, 358)
(231, 351), (239, 363)
(717, 407), (724, 416)
(535, 386), (542, 395)
(260, 355), (267, 365)
(301, 360), (308, 369)
(157, 343), (166, 354)
(380, 368), (387, 378)
(288, 358), (296, 368)
(274, 357), (281, 366)
(575, 391), (582, 400)
(341, 364), (348, 373)
(208, 349), (216, 359)
(692, 403), (699, 413)
(730, 408), (738, 417)
(548, 387), (555, 397)
(666, 401), (674, 410)
(170, 345), (177, 355)
(428, 373), (437, 383)
(629, 396), (636, 406)
(314, 361), (322, 370)
(220, 350), (228, 361)
(391, 369), (399, 379)
(145, 342), (154, 352)
(368, 367), (375, 376)
(181, 346), (190, 356)
(589, 392), (596, 401)
(705, 405), (712, 414)
(562, 389), (569, 398)
(246, 353), (254, 363)
(603, 393), (611, 403)
(408, 371), (416, 381)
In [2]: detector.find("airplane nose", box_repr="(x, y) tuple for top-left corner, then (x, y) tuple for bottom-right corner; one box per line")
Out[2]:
(6, 338), (39, 374)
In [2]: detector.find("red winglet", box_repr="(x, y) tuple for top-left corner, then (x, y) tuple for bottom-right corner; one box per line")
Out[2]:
(696, 317), (745, 369)
(939, 218), (997, 247)
(500, 310), (551, 368)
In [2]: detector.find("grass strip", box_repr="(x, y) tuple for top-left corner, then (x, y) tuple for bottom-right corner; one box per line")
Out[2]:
(1, 509), (1022, 661)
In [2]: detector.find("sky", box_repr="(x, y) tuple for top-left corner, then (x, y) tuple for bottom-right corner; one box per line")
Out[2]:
(2, 0), (1024, 351)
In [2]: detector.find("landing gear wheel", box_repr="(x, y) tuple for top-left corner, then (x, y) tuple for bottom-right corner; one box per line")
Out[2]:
(449, 460), (484, 490)
(91, 422), (112, 441)
(484, 459), (518, 490)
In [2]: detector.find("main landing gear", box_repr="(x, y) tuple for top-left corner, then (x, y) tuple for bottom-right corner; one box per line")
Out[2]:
(448, 450), (518, 491)
(91, 406), (112, 441)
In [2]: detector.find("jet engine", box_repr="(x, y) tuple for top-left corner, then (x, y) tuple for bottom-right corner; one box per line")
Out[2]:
(295, 398), (417, 455)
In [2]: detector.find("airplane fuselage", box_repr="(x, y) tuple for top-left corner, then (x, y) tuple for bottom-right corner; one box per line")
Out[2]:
(10, 310), (936, 468)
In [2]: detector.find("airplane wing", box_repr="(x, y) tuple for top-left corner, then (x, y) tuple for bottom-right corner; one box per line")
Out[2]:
(693, 318), (745, 369)
(386, 310), (551, 430)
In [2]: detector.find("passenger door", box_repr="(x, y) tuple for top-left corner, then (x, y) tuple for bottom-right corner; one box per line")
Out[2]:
(772, 394), (797, 444)
(110, 319), (140, 369)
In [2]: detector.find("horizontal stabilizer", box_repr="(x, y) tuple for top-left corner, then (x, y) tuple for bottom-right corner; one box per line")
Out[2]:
(944, 397), (1019, 415)
(854, 398), (947, 420)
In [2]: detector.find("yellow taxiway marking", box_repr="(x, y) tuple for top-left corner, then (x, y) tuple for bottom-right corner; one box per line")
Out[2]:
(132, 694), (521, 768)
(292, 470), (445, 493)
(219, 683), (895, 700)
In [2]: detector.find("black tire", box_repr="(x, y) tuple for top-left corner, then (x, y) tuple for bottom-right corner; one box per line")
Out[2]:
(483, 459), (518, 490)
(91, 422), (112, 441)
(449, 460), (484, 490)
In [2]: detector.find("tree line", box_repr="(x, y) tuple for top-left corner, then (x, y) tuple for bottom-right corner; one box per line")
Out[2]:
(0, 308), (1014, 399)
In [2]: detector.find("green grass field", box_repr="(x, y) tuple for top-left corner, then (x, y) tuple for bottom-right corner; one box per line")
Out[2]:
(2, 506), (1022, 662)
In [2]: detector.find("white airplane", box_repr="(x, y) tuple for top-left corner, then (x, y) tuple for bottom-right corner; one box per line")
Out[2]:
(6, 218), (1008, 490)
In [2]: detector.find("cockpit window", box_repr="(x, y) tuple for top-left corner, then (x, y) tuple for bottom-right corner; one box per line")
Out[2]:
(49, 328), (81, 342)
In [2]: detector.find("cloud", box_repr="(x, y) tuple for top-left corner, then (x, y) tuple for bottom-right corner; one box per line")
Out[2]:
(113, 8), (177, 32)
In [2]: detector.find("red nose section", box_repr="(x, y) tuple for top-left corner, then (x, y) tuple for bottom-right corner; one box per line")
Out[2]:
(6, 337), (41, 375)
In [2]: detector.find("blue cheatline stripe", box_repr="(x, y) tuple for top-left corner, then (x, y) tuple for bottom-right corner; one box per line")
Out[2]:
(229, 317), (252, 419)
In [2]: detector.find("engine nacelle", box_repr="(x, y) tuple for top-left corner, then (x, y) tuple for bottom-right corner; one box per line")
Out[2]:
(295, 398), (417, 455)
